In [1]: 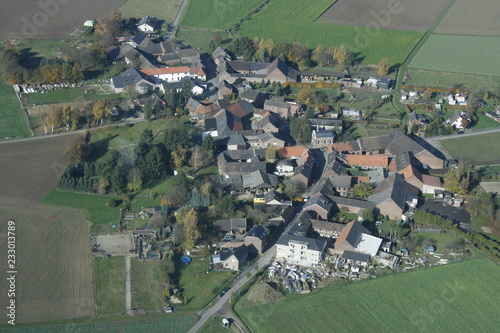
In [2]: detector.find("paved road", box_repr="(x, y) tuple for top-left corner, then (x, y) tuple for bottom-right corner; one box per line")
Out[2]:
(125, 255), (132, 315)
(0, 118), (145, 146)
(168, 0), (189, 39)
(187, 245), (277, 333)
(424, 127), (500, 143)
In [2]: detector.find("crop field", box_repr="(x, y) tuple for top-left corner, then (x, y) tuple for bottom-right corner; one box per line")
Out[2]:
(404, 69), (500, 93)
(0, 134), (77, 202)
(0, 0), (125, 39)
(409, 35), (500, 77)
(7, 315), (198, 332)
(0, 199), (94, 324)
(235, 258), (500, 333)
(181, 0), (264, 30)
(235, 0), (423, 65)
(435, 0), (500, 36)
(440, 132), (500, 165)
(317, 0), (450, 32)
(0, 74), (30, 139)
(119, 0), (184, 22)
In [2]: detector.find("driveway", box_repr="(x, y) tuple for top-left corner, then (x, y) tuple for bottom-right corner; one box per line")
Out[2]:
(417, 198), (472, 232)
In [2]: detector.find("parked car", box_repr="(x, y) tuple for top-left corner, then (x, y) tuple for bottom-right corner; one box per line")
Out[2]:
(218, 287), (231, 298)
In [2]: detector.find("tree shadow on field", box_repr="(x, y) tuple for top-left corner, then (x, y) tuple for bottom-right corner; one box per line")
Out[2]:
(18, 48), (43, 69)
(87, 134), (118, 161)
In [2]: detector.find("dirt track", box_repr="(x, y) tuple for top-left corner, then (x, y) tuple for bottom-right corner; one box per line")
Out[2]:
(0, 0), (125, 39)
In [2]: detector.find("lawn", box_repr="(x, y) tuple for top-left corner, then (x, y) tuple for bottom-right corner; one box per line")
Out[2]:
(180, 0), (264, 30)
(176, 26), (233, 53)
(0, 74), (30, 138)
(178, 256), (236, 310)
(94, 256), (126, 316)
(440, 132), (500, 165)
(404, 69), (500, 94)
(197, 165), (218, 176)
(119, 0), (184, 22)
(17, 39), (74, 59)
(472, 113), (500, 131)
(7, 314), (198, 332)
(41, 189), (123, 226)
(131, 258), (164, 311)
(25, 89), (123, 105)
(235, 0), (424, 65)
(409, 35), (500, 76)
(235, 258), (500, 333)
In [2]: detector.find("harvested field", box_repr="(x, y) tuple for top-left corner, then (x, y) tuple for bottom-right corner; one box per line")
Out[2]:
(0, 198), (95, 324)
(96, 235), (134, 255)
(409, 35), (500, 76)
(0, 0), (125, 39)
(0, 134), (78, 202)
(317, 0), (450, 32)
(435, 0), (500, 36)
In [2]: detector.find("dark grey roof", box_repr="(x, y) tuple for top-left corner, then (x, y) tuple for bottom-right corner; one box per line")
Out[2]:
(223, 149), (266, 161)
(264, 99), (291, 110)
(310, 177), (336, 197)
(205, 118), (217, 131)
(337, 220), (370, 248)
(138, 16), (157, 28)
(386, 130), (425, 156)
(395, 151), (420, 171)
(111, 67), (151, 89)
(187, 97), (201, 111)
(328, 196), (376, 209)
(294, 155), (315, 179)
(160, 53), (181, 62)
(368, 173), (408, 209)
(228, 60), (268, 73)
(212, 47), (228, 59)
(132, 33), (147, 45)
(277, 234), (326, 252)
(242, 170), (278, 189)
(342, 250), (370, 263)
(240, 89), (263, 101)
(210, 175), (243, 190)
(304, 195), (334, 213)
(324, 152), (348, 176)
(356, 134), (394, 151)
(226, 135), (247, 146)
(213, 218), (248, 232)
(290, 211), (313, 237)
(246, 225), (267, 240)
(329, 175), (352, 189)
(309, 119), (343, 127)
(232, 244), (248, 261)
(314, 130), (334, 138)
(107, 44), (133, 61)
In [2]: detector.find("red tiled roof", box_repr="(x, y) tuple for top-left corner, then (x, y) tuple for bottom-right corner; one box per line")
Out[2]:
(421, 174), (442, 187)
(335, 220), (356, 245)
(328, 142), (354, 153)
(345, 154), (389, 167)
(189, 66), (206, 76)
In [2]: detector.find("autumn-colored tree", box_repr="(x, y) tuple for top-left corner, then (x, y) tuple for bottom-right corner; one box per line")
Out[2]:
(171, 146), (187, 170)
(179, 208), (201, 251)
(334, 45), (346, 65)
(46, 107), (62, 133)
(265, 145), (276, 162)
(378, 58), (389, 76)
(127, 168), (143, 193)
(352, 183), (374, 199)
(63, 135), (89, 165)
(423, 89), (433, 101)
(444, 162), (469, 195)
(60, 105), (72, 131)
(297, 86), (314, 104)
(92, 100), (108, 125)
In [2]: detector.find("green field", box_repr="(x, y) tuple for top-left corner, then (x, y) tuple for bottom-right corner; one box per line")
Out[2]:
(235, 258), (500, 333)
(181, 0), (264, 29)
(7, 315), (198, 333)
(234, 0), (423, 65)
(179, 256), (236, 310)
(131, 259), (164, 311)
(176, 26), (233, 52)
(200, 317), (239, 333)
(95, 256), (126, 315)
(440, 132), (500, 164)
(409, 35), (500, 76)
(473, 114), (500, 131)
(41, 189), (123, 226)
(0, 75), (30, 138)
(25, 89), (123, 105)
(404, 69), (500, 93)
(119, 0), (184, 22)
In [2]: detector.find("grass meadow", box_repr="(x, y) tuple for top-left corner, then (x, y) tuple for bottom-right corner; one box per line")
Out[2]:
(440, 132), (500, 164)
(25, 89), (123, 105)
(94, 256), (126, 315)
(235, 258), (500, 333)
(119, 0), (184, 22)
(131, 258), (164, 311)
(409, 35), (500, 76)
(180, 0), (264, 29)
(0, 73), (30, 138)
(235, 0), (424, 65)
